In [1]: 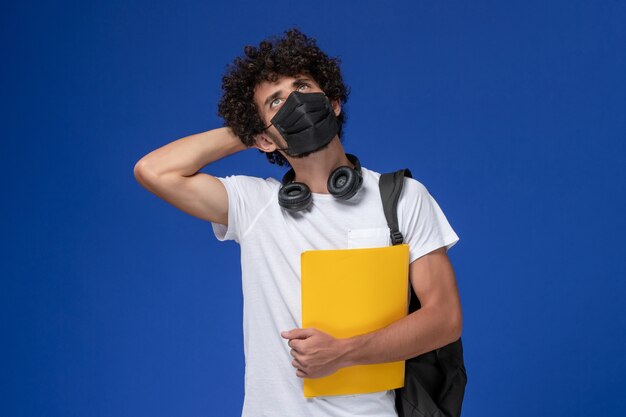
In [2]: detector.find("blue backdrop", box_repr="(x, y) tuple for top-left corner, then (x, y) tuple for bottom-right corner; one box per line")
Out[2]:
(2, 1), (625, 416)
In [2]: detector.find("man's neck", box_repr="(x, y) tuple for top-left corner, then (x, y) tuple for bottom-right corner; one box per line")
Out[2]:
(288, 137), (354, 194)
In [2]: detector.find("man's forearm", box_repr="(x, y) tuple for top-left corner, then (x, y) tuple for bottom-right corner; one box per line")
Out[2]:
(135, 126), (248, 177)
(341, 304), (462, 367)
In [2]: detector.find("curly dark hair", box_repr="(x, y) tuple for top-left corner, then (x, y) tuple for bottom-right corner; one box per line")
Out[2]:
(217, 27), (350, 167)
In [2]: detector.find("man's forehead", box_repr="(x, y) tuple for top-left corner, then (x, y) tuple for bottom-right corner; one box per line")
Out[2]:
(255, 73), (313, 95)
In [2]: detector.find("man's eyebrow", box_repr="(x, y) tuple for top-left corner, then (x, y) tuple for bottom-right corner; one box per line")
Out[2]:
(263, 78), (313, 108)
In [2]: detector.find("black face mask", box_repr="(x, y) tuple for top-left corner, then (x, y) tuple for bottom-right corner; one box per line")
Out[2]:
(263, 91), (339, 157)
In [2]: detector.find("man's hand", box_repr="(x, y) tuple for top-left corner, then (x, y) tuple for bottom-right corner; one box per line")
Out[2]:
(281, 328), (349, 379)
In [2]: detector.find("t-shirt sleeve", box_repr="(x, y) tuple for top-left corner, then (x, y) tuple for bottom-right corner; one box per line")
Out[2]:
(210, 175), (277, 243)
(398, 178), (460, 264)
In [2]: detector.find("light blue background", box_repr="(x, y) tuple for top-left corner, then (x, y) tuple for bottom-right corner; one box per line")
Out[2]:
(2, 1), (625, 416)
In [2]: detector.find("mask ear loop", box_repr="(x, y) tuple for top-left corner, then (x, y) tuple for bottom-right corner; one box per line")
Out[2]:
(259, 122), (291, 153)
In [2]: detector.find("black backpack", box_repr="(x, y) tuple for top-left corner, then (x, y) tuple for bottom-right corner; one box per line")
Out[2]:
(379, 169), (467, 417)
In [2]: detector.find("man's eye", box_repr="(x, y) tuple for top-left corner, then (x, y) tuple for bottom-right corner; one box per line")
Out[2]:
(269, 84), (309, 109)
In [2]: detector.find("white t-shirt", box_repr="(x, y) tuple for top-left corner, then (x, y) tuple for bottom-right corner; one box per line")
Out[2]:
(211, 166), (460, 417)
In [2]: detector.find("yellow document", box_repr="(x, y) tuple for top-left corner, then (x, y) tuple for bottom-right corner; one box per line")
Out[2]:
(301, 243), (410, 398)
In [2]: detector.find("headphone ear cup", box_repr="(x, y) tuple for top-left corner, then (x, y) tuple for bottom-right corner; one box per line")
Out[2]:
(327, 165), (363, 200)
(278, 182), (312, 212)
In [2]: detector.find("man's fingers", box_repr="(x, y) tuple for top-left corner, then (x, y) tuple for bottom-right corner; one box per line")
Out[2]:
(292, 358), (307, 374)
(288, 339), (302, 352)
(285, 328), (316, 376)
(282, 328), (316, 340)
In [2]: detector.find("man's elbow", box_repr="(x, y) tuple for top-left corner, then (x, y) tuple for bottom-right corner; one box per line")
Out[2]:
(134, 159), (148, 184)
(134, 159), (160, 188)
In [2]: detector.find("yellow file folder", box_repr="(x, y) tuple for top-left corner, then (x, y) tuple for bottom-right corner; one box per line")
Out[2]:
(301, 243), (410, 398)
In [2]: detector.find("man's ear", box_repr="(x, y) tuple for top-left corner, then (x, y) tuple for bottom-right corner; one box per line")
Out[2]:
(331, 98), (342, 117)
(252, 133), (278, 153)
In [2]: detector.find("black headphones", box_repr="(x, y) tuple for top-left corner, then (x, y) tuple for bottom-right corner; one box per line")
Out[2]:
(278, 153), (363, 212)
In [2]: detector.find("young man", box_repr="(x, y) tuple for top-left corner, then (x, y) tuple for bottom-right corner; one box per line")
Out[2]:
(134, 28), (462, 417)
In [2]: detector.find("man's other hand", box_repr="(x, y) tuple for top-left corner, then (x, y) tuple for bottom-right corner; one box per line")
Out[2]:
(281, 328), (350, 379)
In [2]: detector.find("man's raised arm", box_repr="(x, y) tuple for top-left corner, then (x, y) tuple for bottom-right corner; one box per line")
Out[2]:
(133, 127), (248, 225)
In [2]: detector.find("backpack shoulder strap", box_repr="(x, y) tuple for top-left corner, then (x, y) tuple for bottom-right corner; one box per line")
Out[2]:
(379, 169), (413, 246)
